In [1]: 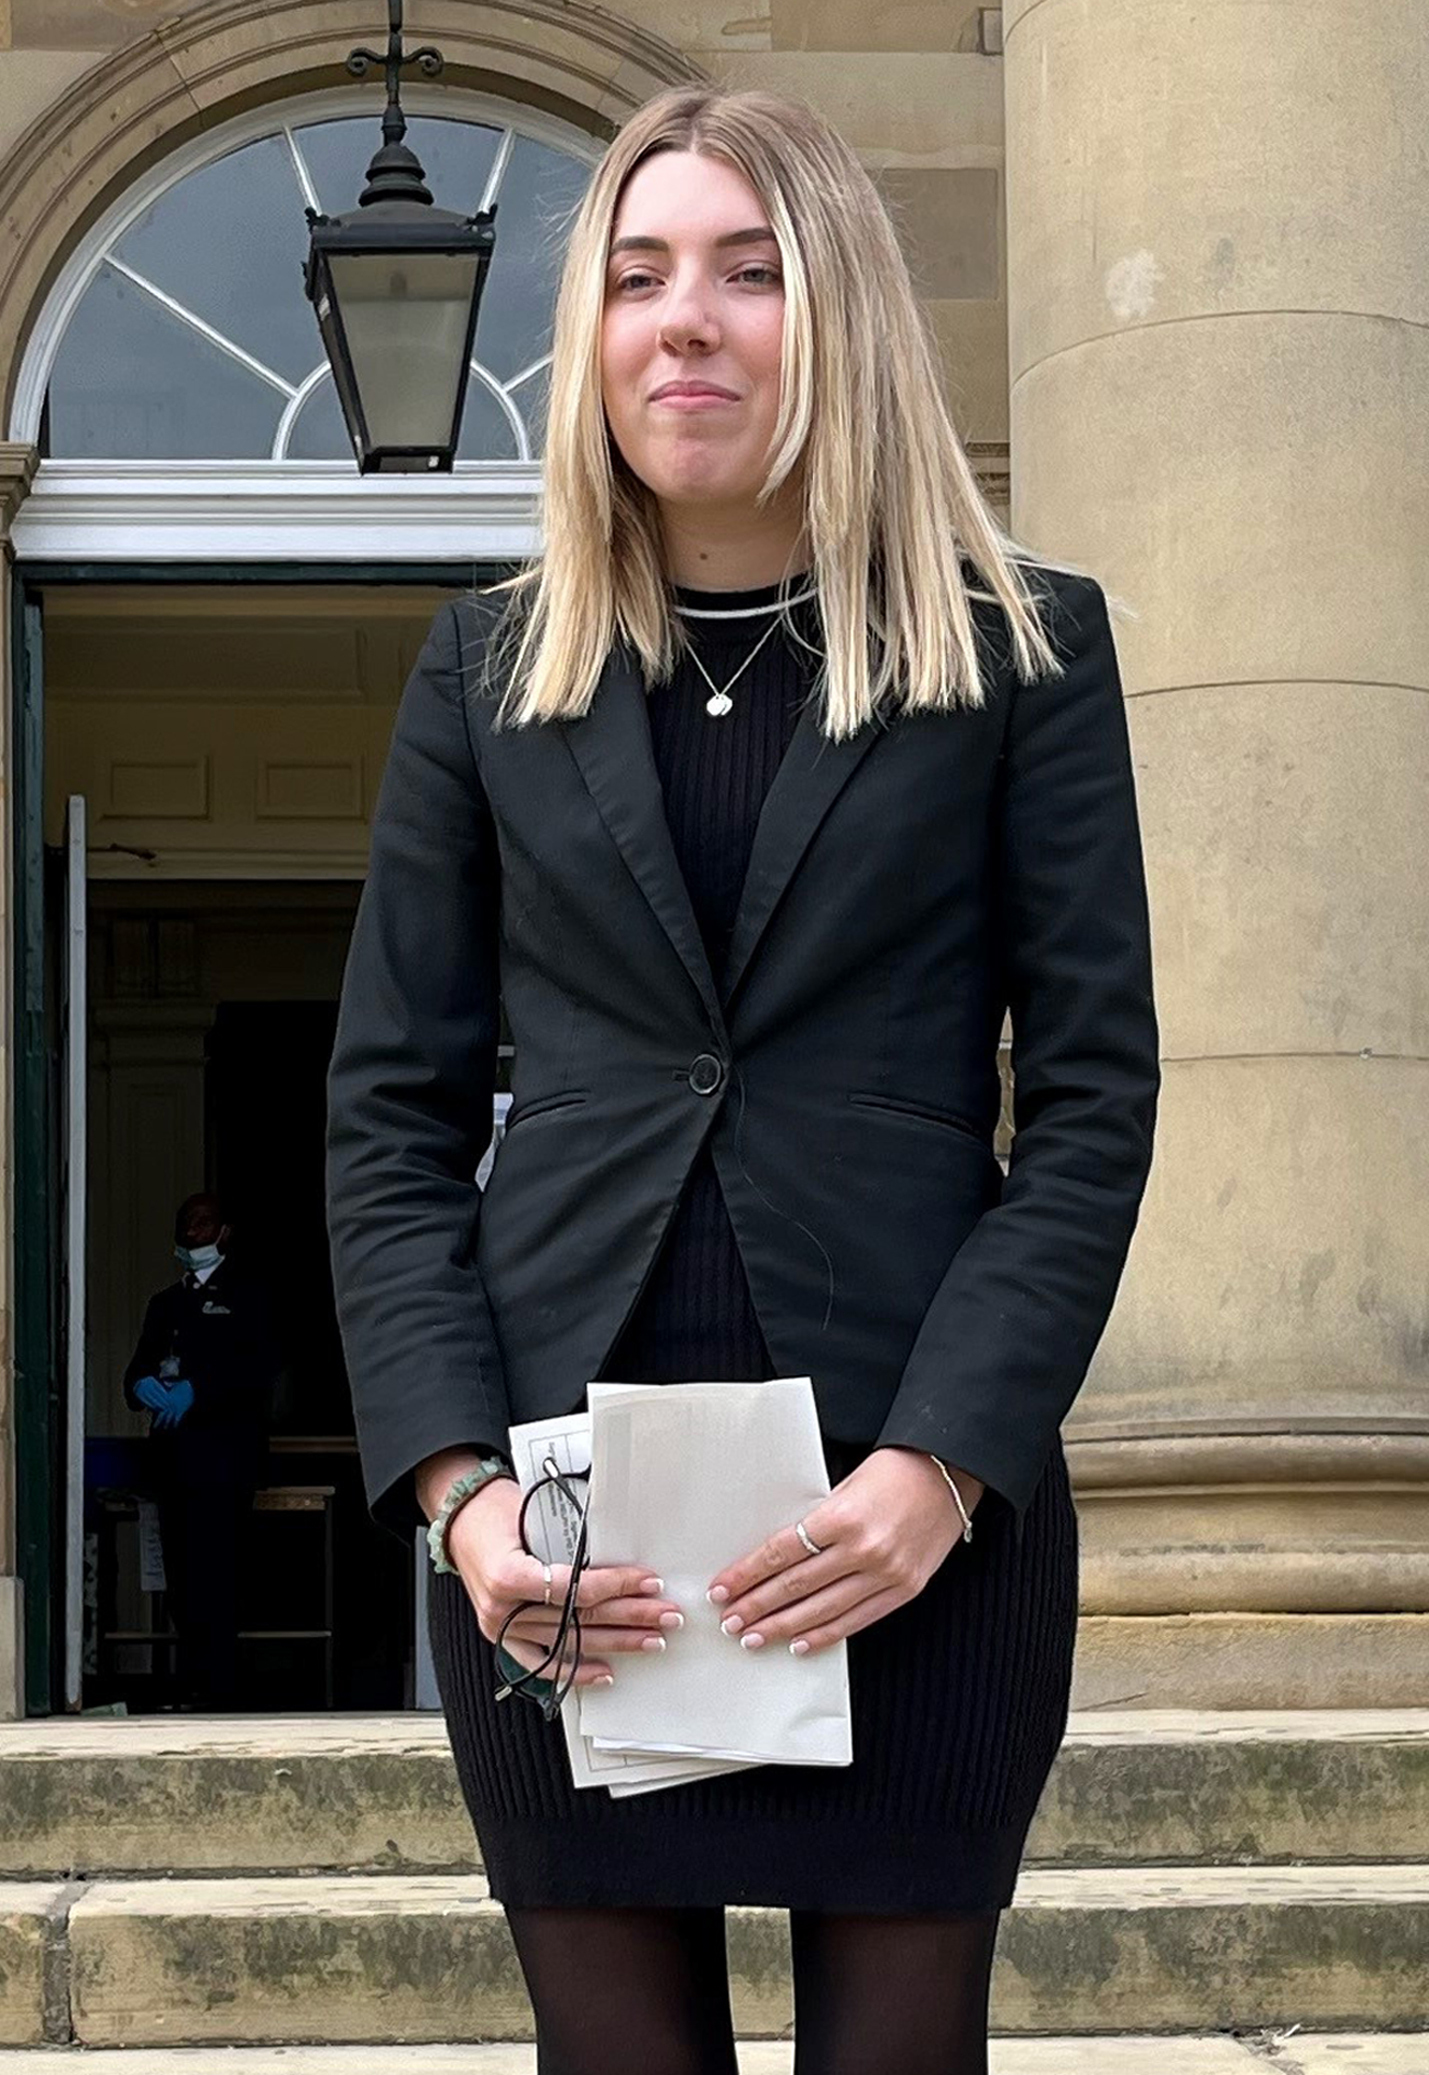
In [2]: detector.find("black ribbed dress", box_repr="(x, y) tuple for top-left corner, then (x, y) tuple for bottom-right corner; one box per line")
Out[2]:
(428, 573), (1081, 1914)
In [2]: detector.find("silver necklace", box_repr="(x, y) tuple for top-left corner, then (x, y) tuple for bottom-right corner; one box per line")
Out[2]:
(673, 582), (818, 720)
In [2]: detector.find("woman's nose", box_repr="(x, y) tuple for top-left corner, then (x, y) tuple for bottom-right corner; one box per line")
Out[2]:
(657, 276), (720, 351)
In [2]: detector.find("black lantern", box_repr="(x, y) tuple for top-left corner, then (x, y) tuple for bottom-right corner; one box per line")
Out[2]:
(304, 1), (497, 473)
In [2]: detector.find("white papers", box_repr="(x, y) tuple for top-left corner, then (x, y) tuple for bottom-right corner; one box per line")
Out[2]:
(505, 1407), (749, 1795)
(582, 1378), (852, 1771)
(506, 1377), (852, 1797)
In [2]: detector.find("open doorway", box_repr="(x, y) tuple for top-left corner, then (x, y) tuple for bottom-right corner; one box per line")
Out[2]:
(82, 888), (414, 1713)
(17, 572), (512, 1717)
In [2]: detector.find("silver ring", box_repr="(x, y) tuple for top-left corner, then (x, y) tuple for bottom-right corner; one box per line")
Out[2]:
(542, 1563), (554, 1606)
(795, 1519), (826, 1557)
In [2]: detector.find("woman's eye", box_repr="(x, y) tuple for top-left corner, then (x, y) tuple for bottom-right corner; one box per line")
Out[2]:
(610, 265), (781, 294)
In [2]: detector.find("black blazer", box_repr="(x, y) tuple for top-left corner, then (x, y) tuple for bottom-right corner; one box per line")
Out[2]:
(326, 567), (1160, 1544)
(121, 1256), (280, 1460)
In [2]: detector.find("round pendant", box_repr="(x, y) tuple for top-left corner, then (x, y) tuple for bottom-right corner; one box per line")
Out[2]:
(705, 691), (734, 718)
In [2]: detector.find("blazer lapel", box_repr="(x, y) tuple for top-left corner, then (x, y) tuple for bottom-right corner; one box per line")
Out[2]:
(560, 639), (887, 1025)
(558, 640), (727, 1036)
(721, 700), (884, 1006)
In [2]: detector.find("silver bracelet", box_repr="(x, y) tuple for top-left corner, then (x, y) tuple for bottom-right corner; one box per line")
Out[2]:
(927, 1453), (974, 1544)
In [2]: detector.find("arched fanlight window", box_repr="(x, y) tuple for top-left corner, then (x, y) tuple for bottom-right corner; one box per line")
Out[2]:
(42, 108), (592, 464)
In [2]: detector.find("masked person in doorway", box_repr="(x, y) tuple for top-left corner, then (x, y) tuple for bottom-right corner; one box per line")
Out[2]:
(122, 1192), (282, 1712)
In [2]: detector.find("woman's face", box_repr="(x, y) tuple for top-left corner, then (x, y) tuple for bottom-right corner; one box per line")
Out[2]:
(600, 149), (787, 517)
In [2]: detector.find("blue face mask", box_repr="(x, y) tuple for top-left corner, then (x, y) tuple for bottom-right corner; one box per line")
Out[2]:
(175, 1242), (222, 1273)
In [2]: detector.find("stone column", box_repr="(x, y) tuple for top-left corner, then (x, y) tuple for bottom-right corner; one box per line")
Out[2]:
(1003, 0), (1429, 1704)
(0, 440), (38, 1719)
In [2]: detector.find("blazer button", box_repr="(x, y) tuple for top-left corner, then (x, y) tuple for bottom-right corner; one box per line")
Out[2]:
(688, 1053), (726, 1096)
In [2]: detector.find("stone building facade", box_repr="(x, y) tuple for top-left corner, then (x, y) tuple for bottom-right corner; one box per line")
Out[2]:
(0, 0), (1423, 1717)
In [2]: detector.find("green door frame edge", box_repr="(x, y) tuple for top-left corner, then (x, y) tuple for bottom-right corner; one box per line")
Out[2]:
(11, 567), (50, 1715)
(9, 556), (510, 1716)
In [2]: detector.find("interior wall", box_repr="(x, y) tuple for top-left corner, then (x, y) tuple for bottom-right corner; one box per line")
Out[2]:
(42, 584), (454, 877)
(86, 885), (358, 1439)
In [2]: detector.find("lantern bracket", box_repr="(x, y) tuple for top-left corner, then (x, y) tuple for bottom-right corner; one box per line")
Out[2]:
(346, 0), (445, 125)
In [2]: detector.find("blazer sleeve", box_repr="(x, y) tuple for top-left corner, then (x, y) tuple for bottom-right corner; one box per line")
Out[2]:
(875, 571), (1161, 1520)
(325, 599), (512, 1542)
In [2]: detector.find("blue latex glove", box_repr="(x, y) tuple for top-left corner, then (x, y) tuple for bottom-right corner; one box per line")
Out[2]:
(153, 1378), (195, 1429)
(133, 1376), (168, 1412)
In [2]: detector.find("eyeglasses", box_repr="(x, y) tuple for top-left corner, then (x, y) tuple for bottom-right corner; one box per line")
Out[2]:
(493, 1455), (592, 1722)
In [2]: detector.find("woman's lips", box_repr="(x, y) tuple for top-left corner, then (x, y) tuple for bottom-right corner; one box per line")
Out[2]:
(651, 390), (738, 409)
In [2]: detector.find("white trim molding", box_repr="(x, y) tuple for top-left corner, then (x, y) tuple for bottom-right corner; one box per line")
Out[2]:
(9, 459), (544, 562)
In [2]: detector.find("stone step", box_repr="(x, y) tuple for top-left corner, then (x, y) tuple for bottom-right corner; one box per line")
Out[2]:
(1, 1867), (1425, 2049)
(0, 2038), (1424, 2073)
(2, 1709), (1425, 1878)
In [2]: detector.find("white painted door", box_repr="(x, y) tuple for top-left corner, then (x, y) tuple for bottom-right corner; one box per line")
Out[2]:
(61, 795), (89, 1712)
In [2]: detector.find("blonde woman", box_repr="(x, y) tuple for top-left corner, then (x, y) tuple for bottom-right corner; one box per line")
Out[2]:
(326, 84), (1159, 2074)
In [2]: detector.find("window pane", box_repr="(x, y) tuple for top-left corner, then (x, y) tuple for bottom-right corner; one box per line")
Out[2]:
(41, 110), (587, 461)
(403, 115), (505, 216)
(47, 265), (282, 459)
(509, 358), (551, 454)
(284, 373), (349, 461)
(295, 114), (502, 223)
(452, 374), (522, 462)
(111, 134), (319, 389)
(475, 135), (590, 383)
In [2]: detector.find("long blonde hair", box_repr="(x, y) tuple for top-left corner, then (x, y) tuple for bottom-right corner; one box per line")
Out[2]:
(476, 85), (1089, 739)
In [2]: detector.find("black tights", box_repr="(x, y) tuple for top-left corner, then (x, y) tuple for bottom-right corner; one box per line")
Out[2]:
(505, 1902), (1001, 2075)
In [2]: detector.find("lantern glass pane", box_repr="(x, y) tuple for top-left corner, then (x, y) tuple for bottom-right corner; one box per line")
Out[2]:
(291, 363), (520, 461)
(327, 250), (477, 451)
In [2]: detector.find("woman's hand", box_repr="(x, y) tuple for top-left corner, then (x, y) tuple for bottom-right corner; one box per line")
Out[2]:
(705, 1447), (984, 1656)
(445, 1478), (684, 1689)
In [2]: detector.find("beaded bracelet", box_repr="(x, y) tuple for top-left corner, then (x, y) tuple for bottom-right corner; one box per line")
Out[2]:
(426, 1455), (517, 1574)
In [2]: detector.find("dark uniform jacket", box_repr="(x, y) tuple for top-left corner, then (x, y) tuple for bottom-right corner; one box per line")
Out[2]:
(122, 1256), (280, 1475)
(326, 566), (1161, 1543)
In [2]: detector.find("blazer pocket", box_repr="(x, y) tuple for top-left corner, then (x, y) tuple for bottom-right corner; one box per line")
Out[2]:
(503, 1090), (591, 1131)
(848, 1091), (987, 1147)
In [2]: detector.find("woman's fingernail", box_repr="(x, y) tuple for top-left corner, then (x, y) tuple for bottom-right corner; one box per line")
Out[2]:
(707, 1585), (730, 1605)
(721, 1614), (744, 1636)
(641, 1577), (665, 1596)
(593, 1673), (615, 1686)
(640, 1635), (667, 1652)
(740, 1632), (766, 1651)
(659, 1610), (685, 1630)
(790, 1639), (811, 1656)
